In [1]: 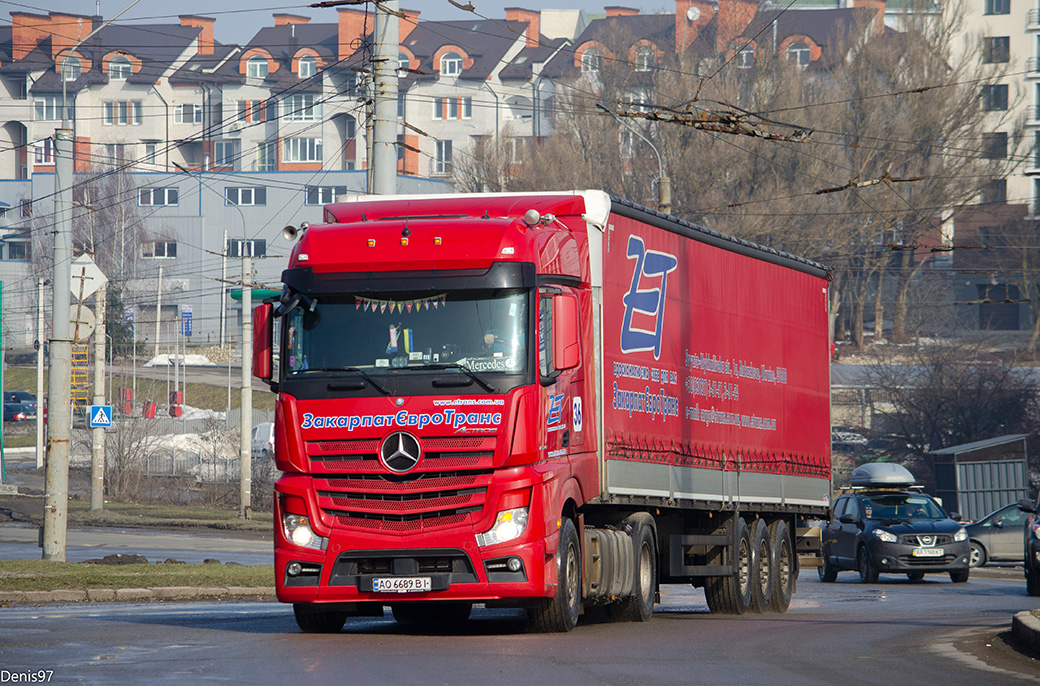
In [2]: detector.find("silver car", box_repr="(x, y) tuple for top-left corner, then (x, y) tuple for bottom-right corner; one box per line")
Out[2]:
(965, 503), (1028, 567)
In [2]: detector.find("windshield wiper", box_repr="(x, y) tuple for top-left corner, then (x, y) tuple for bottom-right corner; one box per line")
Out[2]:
(292, 367), (394, 396)
(419, 363), (497, 393)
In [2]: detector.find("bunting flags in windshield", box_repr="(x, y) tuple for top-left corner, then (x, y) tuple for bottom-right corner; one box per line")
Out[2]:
(355, 294), (447, 313)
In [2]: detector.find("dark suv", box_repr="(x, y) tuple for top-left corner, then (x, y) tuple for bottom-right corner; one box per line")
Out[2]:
(1016, 496), (1040, 595)
(819, 463), (970, 583)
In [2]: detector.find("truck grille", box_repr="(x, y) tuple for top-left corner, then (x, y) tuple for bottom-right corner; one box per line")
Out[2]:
(308, 436), (496, 534)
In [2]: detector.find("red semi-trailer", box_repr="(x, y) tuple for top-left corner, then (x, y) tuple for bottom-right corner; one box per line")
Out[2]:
(252, 191), (831, 632)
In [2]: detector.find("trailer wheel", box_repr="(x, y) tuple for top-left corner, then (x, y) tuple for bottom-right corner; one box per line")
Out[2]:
(704, 516), (752, 615)
(748, 519), (771, 614)
(857, 546), (879, 583)
(392, 601), (472, 626)
(768, 520), (794, 613)
(293, 604), (348, 633)
(528, 518), (581, 632)
(610, 520), (656, 622)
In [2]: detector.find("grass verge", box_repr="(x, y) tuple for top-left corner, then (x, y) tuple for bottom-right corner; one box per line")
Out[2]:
(0, 559), (273, 592)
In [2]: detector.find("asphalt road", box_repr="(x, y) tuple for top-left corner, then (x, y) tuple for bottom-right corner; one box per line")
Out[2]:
(1, 572), (1038, 684)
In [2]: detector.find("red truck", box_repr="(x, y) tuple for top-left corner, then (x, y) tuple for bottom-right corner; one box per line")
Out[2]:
(252, 191), (831, 632)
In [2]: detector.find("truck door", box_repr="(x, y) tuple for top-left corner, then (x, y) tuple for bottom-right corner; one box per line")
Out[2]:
(538, 287), (585, 457)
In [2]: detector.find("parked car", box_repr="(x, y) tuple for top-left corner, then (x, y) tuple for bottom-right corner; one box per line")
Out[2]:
(4, 391), (36, 409)
(819, 463), (971, 583)
(1016, 497), (1040, 595)
(4, 402), (37, 422)
(965, 503), (1029, 567)
(251, 422), (274, 460)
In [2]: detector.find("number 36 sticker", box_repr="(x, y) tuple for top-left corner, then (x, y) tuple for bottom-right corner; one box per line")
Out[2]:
(573, 397), (583, 433)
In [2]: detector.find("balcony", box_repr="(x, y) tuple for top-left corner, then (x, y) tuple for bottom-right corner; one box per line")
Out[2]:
(1030, 8), (1040, 29)
(1030, 57), (1040, 78)
(1028, 106), (1040, 124)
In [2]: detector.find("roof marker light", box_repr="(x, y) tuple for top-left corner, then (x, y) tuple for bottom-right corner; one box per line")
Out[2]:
(434, 237), (442, 246)
(367, 239), (376, 247)
(400, 237), (409, 246)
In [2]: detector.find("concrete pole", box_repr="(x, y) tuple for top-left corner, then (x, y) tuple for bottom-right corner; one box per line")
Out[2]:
(371, 0), (399, 195)
(659, 176), (672, 216)
(35, 278), (45, 470)
(43, 127), (74, 561)
(240, 252), (252, 519)
(219, 228), (227, 347)
(90, 284), (106, 511)
(153, 264), (163, 358)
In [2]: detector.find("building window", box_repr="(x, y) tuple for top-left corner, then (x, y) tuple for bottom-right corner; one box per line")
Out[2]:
(982, 84), (1009, 111)
(983, 179), (1007, 205)
(105, 143), (127, 164)
(34, 139), (55, 164)
(213, 140), (238, 167)
(433, 97), (472, 120)
(138, 187), (179, 207)
(983, 132), (1008, 159)
(6, 241), (29, 261)
(142, 240), (177, 258)
(104, 101), (143, 126)
(34, 95), (61, 121)
(247, 56), (269, 78)
(305, 186), (347, 205)
(634, 46), (655, 72)
(736, 47), (755, 69)
(985, 0), (1010, 14)
(398, 52), (410, 77)
(440, 52), (462, 76)
(237, 99), (266, 123)
(581, 49), (602, 74)
(298, 55), (317, 78)
(225, 186), (266, 207)
(284, 94), (320, 121)
(19, 200), (31, 218)
(985, 37), (1010, 63)
(109, 56), (132, 80)
(398, 92), (406, 119)
(226, 238), (267, 257)
(143, 142), (159, 164)
(174, 103), (203, 124)
(258, 142), (277, 171)
(787, 42), (811, 68)
(62, 56), (82, 81)
(283, 137), (322, 163)
(434, 139), (452, 175)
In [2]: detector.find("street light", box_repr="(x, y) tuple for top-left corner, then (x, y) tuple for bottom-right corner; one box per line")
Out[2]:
(597, 103), (671, 215)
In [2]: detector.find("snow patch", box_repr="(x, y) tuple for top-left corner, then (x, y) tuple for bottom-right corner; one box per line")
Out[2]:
(144, 354), (217, 367)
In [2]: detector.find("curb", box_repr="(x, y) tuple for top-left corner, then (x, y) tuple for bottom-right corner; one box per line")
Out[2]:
(0, 586), (276, 605)
(1012, 610), (1040, 654)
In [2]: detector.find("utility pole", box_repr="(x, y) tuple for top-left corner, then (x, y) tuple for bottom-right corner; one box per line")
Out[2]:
(35, 278), (46, 470)
(153, 264), (163, 358)
(240, 250), (252, 519)
(371, 0), (399, 195)
(90, 284), (106, 511)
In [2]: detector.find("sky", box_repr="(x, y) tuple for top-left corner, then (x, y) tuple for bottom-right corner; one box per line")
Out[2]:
(2, 0), (673, 44)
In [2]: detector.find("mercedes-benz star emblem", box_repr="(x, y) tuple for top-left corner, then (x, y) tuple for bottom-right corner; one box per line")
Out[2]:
(379, 432), (422, 473)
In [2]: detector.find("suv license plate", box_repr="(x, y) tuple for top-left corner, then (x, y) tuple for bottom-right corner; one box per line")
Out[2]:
(912, 547), (944, 558)
(372, 577), (432, 593)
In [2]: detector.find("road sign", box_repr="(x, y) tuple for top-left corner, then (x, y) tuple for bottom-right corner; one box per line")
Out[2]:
(70, 305), (96, 341)
(70, 255), (107, 301)
(88, 405), (112, 428)
(181, 304), (192, 337)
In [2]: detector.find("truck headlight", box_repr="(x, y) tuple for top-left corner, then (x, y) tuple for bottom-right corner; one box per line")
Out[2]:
(873, 529), (897, 543)
(476, 507), (529, 547)
(953, 527), (968, 542)
(282, 513), (324, 550)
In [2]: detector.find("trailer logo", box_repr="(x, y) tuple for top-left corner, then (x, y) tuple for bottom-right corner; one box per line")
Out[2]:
(379, 431), (422, 473)
(620, 235), (678, 360)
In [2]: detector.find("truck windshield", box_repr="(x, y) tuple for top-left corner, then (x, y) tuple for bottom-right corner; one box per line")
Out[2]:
(283, 289), (529, 381)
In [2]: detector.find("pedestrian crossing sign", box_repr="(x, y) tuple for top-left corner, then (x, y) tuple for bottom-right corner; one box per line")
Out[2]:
(89, 405), (112, 428)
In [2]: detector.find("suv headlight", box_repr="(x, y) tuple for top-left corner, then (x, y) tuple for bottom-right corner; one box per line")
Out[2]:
(873, 529), (898, 543)
(476, 507), (529, 547)
(954, 527), (968, 542)
(282, 513), (324, 550)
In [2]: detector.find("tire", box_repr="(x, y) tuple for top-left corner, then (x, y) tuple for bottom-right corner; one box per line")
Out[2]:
(818, 545), (838, 583)
(391, 601), (472, 626)
(704, 516), (753, 615)
(906, 572), (925, 582)
(748, 519), (771, 614)
(949, 569), (969, 583)
(528, 518), (581, 632)
(293, 604), (347, 633)
(857, 547), (879, 583)
(1027, 568), (1040, 596)
(610, 519), (656, 622)
(768, 520), (794, 613)
(968, 542), (986, 568)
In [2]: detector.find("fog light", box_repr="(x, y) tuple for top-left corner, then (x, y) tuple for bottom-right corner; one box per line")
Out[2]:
(507, 557), (522, 572)
(287, 562), (302, 577)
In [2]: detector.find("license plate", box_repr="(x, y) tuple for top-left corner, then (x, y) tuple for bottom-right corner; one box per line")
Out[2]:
(372, 576), (432, 593)
(912, 547), (944, 558)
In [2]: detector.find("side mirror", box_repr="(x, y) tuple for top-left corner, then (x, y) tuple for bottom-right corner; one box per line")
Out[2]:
(1018, 498), (1037, 514)
(839, 513), (857, 525)
(252, 303), (273, 381)
(552, 294), (579, 371)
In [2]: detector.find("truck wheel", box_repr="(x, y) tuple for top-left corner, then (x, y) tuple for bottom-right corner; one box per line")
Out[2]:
(528, 518), (581, 632)
(969, 542), (986, 568)
(704, 516), (752, 615)
(392, 601), (472, 625)
(1027, 568), (1040, 596)
(768, 520), (794, 612)
(610, 520), (656, 622)
(748, 519), (771, 614)
(293, 604), (347, 633)
(857, 547), (879, 583)
(949, 569), (969, 583)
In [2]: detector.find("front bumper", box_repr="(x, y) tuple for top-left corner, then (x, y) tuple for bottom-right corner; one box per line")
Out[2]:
(867, 539), (970, 574)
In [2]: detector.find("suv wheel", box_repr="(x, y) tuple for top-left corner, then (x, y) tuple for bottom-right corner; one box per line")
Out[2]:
(857, 547), (879, 583)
